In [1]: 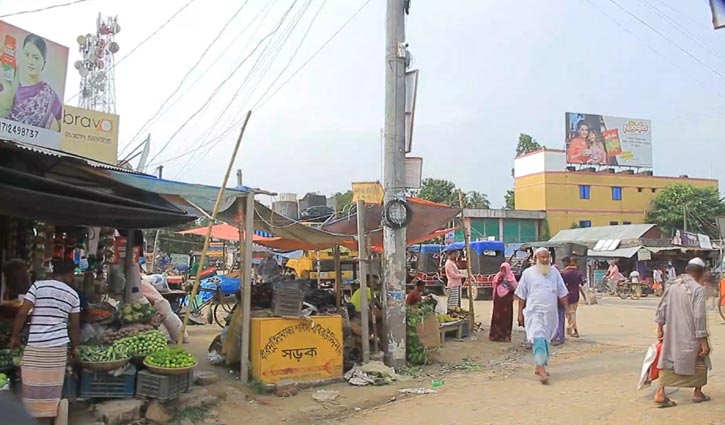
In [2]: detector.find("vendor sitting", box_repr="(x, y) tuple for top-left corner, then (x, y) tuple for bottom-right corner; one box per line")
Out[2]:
(406, 279), (426, 306)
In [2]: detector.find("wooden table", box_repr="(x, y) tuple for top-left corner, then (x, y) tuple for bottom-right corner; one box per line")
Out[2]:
(439, 320), (464, 345)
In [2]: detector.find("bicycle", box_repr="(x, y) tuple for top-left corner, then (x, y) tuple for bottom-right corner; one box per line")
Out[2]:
(615, 281), (641, 300)
(183, 285), (236, 328)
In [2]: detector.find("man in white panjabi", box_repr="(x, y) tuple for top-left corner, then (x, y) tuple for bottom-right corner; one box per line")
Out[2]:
(515, 248), (569, 384)
(653, 257), (711, 408)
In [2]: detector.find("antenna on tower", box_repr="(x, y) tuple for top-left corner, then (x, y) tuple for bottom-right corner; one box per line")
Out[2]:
(75, 13), (119, 113)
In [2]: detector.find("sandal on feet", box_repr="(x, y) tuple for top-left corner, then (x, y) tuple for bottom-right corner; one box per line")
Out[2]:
(692, 395), (711, 403)
(655, 398), (677, 408)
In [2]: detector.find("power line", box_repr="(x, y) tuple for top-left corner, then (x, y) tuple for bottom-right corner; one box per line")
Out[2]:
(607, 0), (725, 82)
(66, 0), (198, 104)
(146, 1), (299, 166)
(256, 0), (372, 111)
(119, 0), (251, 157)
(0, 0), (93, 18)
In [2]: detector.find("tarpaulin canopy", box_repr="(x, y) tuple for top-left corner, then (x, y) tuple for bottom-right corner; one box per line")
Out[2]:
(444, 240), (505, 255)
(322, 197), (461, 248)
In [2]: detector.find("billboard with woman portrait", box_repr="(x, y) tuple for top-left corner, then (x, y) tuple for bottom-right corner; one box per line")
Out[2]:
(0, 21), (68, 148)
(565, 112), (652, 168)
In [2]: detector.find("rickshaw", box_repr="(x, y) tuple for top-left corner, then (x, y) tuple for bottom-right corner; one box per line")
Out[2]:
(443, 240), (506, 300)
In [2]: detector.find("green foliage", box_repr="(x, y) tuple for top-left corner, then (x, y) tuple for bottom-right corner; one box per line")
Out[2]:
(417, 178), (489, 209)
(647, 184), (725, 237)
(332, 190), (354, 212)
(504, 189), (515, 209)
(406, 299), (436, 365)
(540, 219), (551, 240)
(570, 222), (581, 229)
(515, 133), (543, 157)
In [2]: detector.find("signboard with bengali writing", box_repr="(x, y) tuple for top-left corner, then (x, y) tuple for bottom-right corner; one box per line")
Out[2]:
(352, 181), (384, 204)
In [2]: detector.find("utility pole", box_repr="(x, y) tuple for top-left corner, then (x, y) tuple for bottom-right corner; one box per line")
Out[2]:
(382, 0), (408, 368)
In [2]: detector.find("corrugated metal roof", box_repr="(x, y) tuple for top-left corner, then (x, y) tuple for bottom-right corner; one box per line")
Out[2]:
(0, 138), (141, 174)
(587, 246), (642, 258)
(549, 224), (656, 244)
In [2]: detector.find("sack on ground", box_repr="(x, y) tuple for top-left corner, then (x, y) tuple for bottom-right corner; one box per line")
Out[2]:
(416, 312), (441, 349)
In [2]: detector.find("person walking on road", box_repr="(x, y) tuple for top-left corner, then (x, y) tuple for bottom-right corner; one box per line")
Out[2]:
(561, 256), (586, 338)
(653, 267), (664, 296)
(489, 262), (517, 342)
(515, 248), (569, 384)
(445, 250), (465, 311)
(653, 257), (711, 408)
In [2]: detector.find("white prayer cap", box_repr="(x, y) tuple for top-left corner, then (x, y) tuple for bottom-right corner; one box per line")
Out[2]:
(688, 257), (706, 268)
(534, 247), (548, 256)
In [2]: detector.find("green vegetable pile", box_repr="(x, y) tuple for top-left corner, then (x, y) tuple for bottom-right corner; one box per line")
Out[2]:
(79, 345), (130, 363)
(406, 298), (436, 365)
(0, 348), (23, 368)
(146, 348), (196, 369)
(0, 373), (7, 388)
(113, 330), (167, 357)
(117, 302), (157, 324)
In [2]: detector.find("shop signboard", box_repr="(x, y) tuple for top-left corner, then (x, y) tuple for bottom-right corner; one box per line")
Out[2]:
(637, 248), (652, 262)
(352, 181), (384, 204)
(671, 229), (712, 249)
(61, 105), (119, 164)
(113, 237), (141, 264)
(0, 21), (68, 148)
(565, 112), (652, 168)
(711, 0), (725, 29)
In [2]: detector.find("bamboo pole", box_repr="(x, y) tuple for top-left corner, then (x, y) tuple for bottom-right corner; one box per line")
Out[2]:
(177, 111), (252, 346)
(240, 192), (254, 383)
(458, 191), (475, 334)
(333, 246), (342, 310)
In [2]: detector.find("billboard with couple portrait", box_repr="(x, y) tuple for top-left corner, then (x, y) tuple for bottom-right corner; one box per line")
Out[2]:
(565, 112), (652, 168)
(0, 20), (68, 148)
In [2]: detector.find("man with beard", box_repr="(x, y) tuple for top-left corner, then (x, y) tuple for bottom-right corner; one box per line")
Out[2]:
(515, 248), (569, 384)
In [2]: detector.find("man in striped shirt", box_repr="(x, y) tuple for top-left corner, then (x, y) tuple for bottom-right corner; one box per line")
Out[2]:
(11, 258), (80, 418)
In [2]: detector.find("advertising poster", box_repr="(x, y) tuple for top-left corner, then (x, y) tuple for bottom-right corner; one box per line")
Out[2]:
(671, 229), (712, 250)
(61, 105), (119, 164)
(0, 21), (68, 148)
(565, 112), (652, 168)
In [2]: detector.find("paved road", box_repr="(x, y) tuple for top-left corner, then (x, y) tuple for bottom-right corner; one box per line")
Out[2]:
(336, 300), (725, 425)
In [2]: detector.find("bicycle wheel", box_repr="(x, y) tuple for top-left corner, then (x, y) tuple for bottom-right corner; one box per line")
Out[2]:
(631, 285), (641, 300)
(617, 286), (628, 300)
(213, 303), (230, 328)
(718, 295), (725, 321)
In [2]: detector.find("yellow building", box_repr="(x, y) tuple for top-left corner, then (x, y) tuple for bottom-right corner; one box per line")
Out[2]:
(514, 149), (718, 236)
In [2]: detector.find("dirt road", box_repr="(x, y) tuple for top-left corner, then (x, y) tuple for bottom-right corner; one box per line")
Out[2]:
(326, 297), (725, 425)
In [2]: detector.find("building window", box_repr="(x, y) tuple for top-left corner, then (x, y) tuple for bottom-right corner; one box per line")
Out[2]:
(579, 220), (592, 228)
(623, 221), (632, 225)
(651, 188), (657, 193)
(612, 187), (623, 201)
(637, 188), (643, 193)
(610, 221), (618, 225)
(579, 185), (590, 200)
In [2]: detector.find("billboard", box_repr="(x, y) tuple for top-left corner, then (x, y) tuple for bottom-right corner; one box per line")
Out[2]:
(711, 0), (725, 29)
(0, 21), (68, 148)
(565, 113), (652, 168)
(61, 105), (119, 164)
(671, 229), (712, 250)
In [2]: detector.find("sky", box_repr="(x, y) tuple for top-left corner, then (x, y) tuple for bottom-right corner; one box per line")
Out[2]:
(4, 0), (725, 208)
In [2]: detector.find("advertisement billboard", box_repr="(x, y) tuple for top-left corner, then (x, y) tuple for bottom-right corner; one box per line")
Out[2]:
(0, 21), (68, 148)
(671, 229), (713, 250)
(61, 105), (119, 164)
(565, 113), (652, 168)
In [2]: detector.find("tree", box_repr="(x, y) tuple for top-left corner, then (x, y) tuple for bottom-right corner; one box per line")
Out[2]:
(515, 133), (543, 157)
(504, 189), (515, 209)
(647, 184), (725, 237)
(332, 190), (354, 211)
(416, 178), (489, 209)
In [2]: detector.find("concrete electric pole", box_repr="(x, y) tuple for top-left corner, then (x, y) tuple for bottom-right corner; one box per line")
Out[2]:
(382, 0), (408, 368)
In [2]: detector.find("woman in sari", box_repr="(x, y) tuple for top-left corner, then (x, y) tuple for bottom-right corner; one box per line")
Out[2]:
(567, 121), (593, 163)
(489, 262), (517, 342)
(8, 34), (62, 130)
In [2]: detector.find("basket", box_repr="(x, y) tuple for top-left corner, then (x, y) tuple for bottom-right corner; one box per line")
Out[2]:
(136, 369), (193, 401)
(80, 364), (136, 398)
(272, 286), (304, 317)
(80, 358), (130, 372)
(143, 359), (197, 376)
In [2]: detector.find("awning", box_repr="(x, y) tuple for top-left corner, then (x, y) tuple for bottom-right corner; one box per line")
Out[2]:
(252, 202), (352, 250)
(0, 165), (193, 228)
(587, 246), (642, 258)
(322, 197), (461, 248)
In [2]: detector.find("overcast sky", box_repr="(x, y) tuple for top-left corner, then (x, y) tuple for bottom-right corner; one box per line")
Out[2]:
(5, 0), (725, 207)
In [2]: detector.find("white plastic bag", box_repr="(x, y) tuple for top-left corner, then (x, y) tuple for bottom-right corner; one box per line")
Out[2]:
(155, 298), (188, 343)
(637, 343), (658, 390)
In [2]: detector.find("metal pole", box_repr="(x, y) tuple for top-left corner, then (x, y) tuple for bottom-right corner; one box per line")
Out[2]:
(381, 0), (407, 368)
(459, 192), (475, 334)
(333, 246), (342, 310)
(151, 165), (164, 273)
(177, 111), (252, 346)
(240, 192), (254, 383)
(356, 200), (370, 363)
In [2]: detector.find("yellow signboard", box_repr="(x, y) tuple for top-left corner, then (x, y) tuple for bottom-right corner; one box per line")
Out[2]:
(352, 181), (384, 204)
(61, 105), (119, 164)
(251, 316), (343, 384)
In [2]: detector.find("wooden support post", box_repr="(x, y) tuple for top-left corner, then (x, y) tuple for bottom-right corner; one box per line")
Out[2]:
(356, 200), (370, 362)
(240, 192), (254, 383)
(459, 191), (475, 334)
(333, 246), (342, 310)
(178, 111), (252, 346)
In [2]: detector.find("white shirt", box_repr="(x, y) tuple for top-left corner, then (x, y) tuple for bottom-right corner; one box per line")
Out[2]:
(653, 269), (663, 283)
(24, 280), (80, 347)
(629, 270), (640, 283)
(514, 266), (568, 343)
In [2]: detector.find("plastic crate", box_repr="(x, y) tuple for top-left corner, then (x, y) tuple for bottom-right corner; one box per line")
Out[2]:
(272, 287), (304, 317)
(62, 369), (79, 399)
(80, 365), (136, 398)
(136, 369), (192, 401)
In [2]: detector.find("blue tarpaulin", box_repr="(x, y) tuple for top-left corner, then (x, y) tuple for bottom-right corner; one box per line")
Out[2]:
(444, 240), (505, 255)
(409, 244), (444, 254)
(198, 275), (241, 302)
